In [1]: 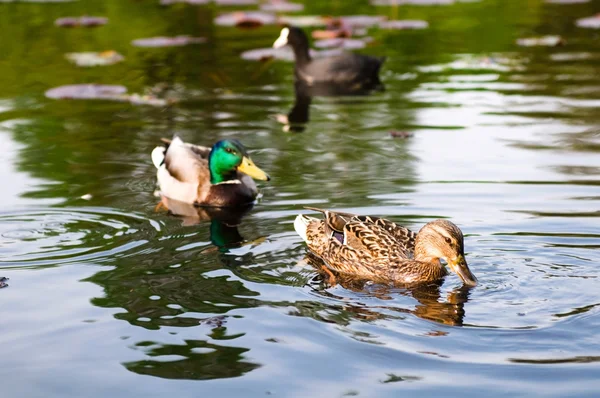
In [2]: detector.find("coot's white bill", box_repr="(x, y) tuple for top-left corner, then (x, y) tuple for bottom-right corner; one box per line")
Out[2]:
(273, 27), (290, 49)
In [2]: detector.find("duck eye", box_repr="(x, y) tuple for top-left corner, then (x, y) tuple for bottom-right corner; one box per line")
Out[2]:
(445, 237), (452, 244)
(225, 147), (234, 154)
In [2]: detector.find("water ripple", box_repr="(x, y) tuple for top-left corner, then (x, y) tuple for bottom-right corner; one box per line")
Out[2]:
(0, 207), (160, 268)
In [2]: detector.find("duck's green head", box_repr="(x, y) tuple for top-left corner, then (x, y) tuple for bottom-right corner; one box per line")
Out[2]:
(209, 139), (270, 184)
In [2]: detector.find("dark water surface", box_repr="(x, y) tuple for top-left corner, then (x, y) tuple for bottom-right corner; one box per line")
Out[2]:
(1, 0), (600, 397)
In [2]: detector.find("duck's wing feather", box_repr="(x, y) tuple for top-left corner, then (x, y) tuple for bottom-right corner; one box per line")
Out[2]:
(164, 136), (211, 184)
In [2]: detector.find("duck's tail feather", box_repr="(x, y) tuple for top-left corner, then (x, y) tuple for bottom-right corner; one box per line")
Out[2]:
(294, 214), (314, 243)
(151, 146), (166, 169)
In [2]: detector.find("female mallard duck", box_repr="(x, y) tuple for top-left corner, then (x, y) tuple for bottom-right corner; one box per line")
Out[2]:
(294, 208), (477, 286)
(151, 136), (270, 207)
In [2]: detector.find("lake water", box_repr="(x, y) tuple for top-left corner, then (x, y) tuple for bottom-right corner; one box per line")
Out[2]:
(1, 0), (600, 397)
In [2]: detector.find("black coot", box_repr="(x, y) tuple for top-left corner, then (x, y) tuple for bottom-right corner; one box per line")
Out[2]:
(273, 26), (386, 92)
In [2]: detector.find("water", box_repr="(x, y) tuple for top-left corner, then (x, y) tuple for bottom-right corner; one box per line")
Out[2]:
(1, 0), (600, 396)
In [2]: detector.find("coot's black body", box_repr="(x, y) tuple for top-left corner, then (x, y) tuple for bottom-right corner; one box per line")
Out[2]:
(273, 26), (386, 93)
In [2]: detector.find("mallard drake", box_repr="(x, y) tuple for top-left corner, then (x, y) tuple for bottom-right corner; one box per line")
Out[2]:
(151, 136), (270, 207)
(294, 208), (477, 286)
(273, 26), (386, 91)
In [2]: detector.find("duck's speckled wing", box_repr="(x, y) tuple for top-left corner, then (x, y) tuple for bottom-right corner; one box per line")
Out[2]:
(306, 208), (417, 254)
(304, 209), (430, 283)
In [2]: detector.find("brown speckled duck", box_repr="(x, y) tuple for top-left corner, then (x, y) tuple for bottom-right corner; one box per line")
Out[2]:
(294, 208), (477, 286)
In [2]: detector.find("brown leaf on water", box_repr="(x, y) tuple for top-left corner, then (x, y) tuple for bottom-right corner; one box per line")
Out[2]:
(131, 36), (206, 47)
(379, 20), (429, 30)
(215, 11), (276, 28)
(390, 131), (413, 139)
(55, 16), (108, 27)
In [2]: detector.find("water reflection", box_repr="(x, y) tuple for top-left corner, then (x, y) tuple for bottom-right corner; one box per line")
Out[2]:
(305, 254), (472, 326)
(123, 339), (260, 380)
(277, 80), (385, 132)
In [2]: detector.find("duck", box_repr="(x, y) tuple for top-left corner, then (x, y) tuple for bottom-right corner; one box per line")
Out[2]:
(294, 208), (477, 286)
(151, 136), (270, 207)
(273, 26), (386, 91)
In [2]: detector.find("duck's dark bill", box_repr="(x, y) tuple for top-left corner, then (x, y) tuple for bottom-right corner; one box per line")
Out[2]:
(238, 157), (270, 181)
(450, 255), (477, 287)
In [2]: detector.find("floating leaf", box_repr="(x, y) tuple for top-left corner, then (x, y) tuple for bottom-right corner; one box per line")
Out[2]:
(215, 11), (276, 27)
(260, 0), (303, 12)
(55, 16), (107, 27)
(241, 47), (343, 62)
(214, 0), (257, 5)
(379, 20), (429, 29)
(576, 15), (600, 29)
(313, 38), (369, 50)
(0, 0), (75, 2)
(160, 0), (209, 4)
(312, 29), (351, 39)
(371, 0), (454, 4)
(45, 84), (174, 107)
(277, 15), (328, 27)
(390, 131), (413, 139)
(339, 15), (387, 28)
(131, 35), (206, 47)
(516, 36), (565, 47)
(45, 84), (127, 100)
(65, 51), (124, 67)
(546, 0), (589, 3)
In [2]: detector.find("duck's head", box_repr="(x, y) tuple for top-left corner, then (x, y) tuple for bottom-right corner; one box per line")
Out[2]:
(273, 26), (309, 50)
(415, 220), (477, 287)
(209, 139), (270, 184)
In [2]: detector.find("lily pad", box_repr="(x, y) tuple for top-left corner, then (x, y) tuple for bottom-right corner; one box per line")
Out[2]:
(215, 11), (276, 27)
(260, 0), (303, 12)
(160, 0), (209, 4)
(576, 15), (600, 29)
(0, 0), (74, 2)
(371, 0), (453, 4)
(277, 15), (328, 27)
(65, 51), (124, 67)
(516, 36), (565, 47)
(390, 131), (413, 139)
(241, 47), (343, 62)
(214, 0), (257, 5)
(45, 84), (174, 107)
(45, 84), (127, 100)
(55, 16), (107, 27)
(131, 35), (206, 47)
(546, 0), (589, 3)
(339, 15), (387, 28)
(379, 20), (429, 29)
(312, 29), (351, 39)
(313, 38), (369, 50)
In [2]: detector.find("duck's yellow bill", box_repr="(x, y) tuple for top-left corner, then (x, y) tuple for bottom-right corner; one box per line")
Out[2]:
(449, 255), (477, 287)
(238, 156), (270, 181)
